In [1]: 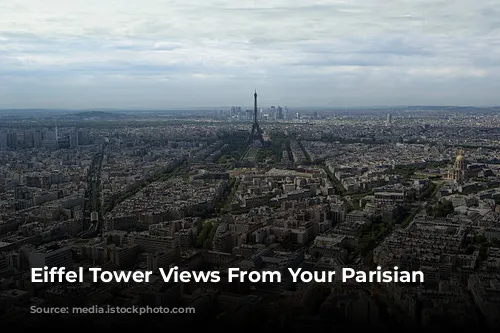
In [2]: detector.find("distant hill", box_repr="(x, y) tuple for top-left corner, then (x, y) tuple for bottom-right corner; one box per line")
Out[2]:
(71, 111), (123, 118)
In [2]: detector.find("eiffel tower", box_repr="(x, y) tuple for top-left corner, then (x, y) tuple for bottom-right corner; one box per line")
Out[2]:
(249, 90), (265, 146)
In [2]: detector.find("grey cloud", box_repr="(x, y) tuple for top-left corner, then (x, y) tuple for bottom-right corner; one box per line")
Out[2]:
(0, 0), (500, 107)
(287, 57), (391, 68)
(153, 42), (184, 51)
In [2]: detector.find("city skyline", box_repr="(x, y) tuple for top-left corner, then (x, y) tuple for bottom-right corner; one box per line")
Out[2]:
(2, 108), (500, 330)
(1, 0), (500, 108)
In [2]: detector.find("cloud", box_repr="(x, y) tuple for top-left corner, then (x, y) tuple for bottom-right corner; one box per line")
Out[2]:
(153, 42), (184, 51)
(0, 0), (499, 108)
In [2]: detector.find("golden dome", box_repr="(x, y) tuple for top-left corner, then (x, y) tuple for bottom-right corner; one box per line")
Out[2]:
(456, 149), (464, 162)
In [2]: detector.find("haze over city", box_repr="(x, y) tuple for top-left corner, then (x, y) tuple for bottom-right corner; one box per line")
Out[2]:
(1, 0), (500, 109)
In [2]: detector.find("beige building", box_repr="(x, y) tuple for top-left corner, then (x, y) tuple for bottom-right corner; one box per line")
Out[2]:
(448, 149), (468, 183)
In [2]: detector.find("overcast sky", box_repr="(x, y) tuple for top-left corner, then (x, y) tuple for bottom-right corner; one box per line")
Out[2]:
(1, 0), (499, 109)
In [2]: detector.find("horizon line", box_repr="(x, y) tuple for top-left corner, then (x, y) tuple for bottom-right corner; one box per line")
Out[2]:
(0, 104), (499, 111)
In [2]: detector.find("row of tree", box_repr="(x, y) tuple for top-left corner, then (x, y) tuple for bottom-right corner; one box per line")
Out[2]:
(427, 199), (454, 218)
(195, 221), (219, 250)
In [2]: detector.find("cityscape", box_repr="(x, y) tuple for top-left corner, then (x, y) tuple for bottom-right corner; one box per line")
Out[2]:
(2, 0), (500, 331)
(1, 95), (500, 330)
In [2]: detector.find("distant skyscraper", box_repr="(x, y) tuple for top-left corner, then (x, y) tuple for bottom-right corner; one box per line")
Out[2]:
(33, 131), (43, 147)
(0, 132), (7, 147)
(386, 113), (392, 126)
(270, 106), (276, 120)
(6, 132), (17, 148)
(23, 131), (34, 148)
(42, 129), (58, 149)
(277, 106), (283, 120)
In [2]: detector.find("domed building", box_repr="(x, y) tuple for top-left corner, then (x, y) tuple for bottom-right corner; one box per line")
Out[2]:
(448, 149), (468, 183)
